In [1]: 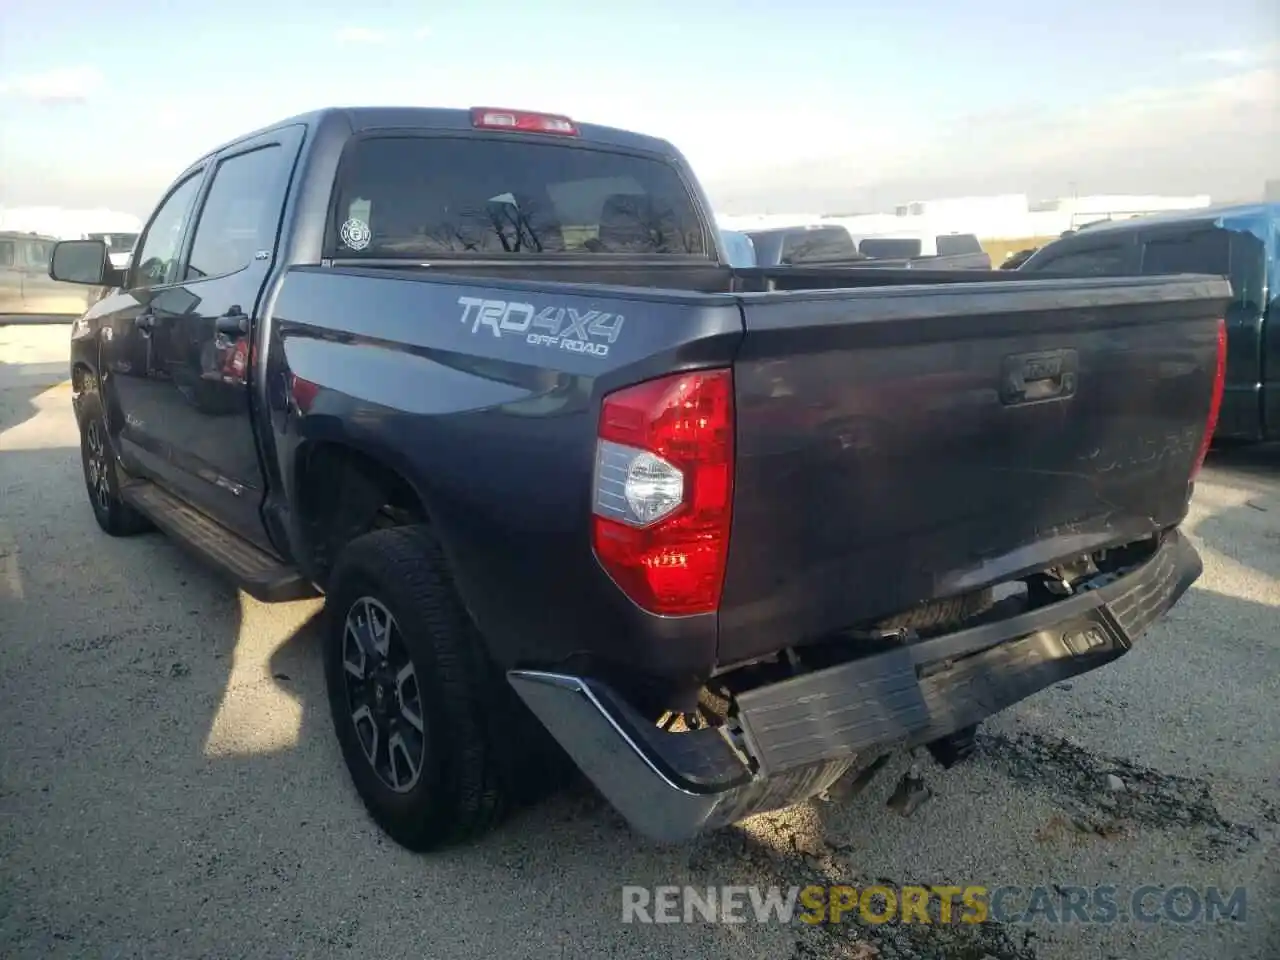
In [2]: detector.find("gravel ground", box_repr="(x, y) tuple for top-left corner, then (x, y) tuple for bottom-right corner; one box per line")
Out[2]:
(2, 324), (1277, 960)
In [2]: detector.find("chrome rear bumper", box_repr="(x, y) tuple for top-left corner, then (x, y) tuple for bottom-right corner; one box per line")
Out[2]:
(509, 530), (1202, 843)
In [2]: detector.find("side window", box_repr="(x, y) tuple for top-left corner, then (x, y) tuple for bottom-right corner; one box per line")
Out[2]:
(1228, 231), (1266, 311)
(22, 240), (53, 268)
(132, 174), (203, 290)
(1140, 229), (1230, 276)
(0, 241), (14, 267)
(186, 145), (286, 280)
(1033, 244), (1129, 276)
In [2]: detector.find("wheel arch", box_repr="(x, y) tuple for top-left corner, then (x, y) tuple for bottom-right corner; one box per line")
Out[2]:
(290, 435), (434, 586)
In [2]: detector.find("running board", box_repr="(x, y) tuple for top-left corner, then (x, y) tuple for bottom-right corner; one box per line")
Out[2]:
(121, 481), (314, 602)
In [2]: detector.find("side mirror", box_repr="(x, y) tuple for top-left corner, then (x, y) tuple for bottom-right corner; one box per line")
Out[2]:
(50, 239), (115, 286)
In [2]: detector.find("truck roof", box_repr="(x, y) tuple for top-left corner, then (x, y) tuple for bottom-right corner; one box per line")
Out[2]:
(199, 106), (683, 167)
(1064, 201), (1280, 236)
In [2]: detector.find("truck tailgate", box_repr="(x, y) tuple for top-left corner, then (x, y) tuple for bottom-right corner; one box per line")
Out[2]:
(718, 276), (1230, 664)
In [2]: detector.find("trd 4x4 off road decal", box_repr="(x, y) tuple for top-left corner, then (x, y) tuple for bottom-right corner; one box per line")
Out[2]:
(457, 296), (625, 358)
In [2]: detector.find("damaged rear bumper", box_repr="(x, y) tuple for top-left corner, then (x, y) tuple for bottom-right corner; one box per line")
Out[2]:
(508, 530), (1202, 843)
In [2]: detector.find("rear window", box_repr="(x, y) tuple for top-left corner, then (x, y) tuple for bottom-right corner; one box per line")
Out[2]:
(858, 237), (923, 258)
(330, 135), (708, 258)
(936, 233), (981, 256)
(780, 227), (856, 263)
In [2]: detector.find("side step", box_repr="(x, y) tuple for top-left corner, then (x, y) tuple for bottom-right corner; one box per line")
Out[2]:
(121, 481), (314, 603)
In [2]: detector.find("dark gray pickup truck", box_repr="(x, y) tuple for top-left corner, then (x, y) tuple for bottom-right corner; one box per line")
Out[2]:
(50, 105), (1228, 852)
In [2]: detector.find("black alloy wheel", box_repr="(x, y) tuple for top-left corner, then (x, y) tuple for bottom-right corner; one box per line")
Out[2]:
(340, 595), (427, 794)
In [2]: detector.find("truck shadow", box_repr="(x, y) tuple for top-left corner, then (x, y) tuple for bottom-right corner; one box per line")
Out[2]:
(1193, 446), (1280, 581)
(1203, 440), (1280, 485)
(0, 358), (70, 435)
(4, 439), (1279, 959)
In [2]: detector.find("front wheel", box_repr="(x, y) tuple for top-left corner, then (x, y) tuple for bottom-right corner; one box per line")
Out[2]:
(324, 525), (515, 851)
(78, 392), (152, 537)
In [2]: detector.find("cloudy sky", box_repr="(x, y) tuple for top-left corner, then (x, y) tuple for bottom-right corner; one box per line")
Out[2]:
(0, 0), (1276, 216)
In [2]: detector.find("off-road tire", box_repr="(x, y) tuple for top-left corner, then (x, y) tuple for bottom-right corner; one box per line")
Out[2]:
(77, 388), (152, 537)
(325, 525), (539, 851)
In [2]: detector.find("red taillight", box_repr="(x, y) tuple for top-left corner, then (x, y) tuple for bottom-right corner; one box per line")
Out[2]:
(470, 107), (578, 137)
(1191, 317), (1227, 479)
(290, 374), (319, 414)
(591, 369), (734, 616)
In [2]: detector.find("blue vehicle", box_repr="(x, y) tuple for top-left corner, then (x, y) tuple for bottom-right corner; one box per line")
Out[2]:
(1021, 202), (1279, 443)
(719, 228), (756, 267)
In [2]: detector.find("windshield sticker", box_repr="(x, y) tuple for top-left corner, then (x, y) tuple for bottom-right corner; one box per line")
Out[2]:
(457, 296), (624, 359)
(339, 218), (371, 251)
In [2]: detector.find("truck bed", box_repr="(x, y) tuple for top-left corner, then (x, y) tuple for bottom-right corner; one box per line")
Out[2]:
(717, 274), (1227, 663)
(267, 263), (1228, 682)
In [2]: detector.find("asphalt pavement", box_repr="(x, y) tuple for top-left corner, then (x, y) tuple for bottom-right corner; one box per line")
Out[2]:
(1, 324), (1277, 960)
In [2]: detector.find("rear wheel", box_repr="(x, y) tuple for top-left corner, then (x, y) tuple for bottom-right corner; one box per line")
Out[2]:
(78, 391), (152, 537)
(324, 525), (523, 851)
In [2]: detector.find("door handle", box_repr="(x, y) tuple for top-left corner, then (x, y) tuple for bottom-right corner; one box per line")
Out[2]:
(215, 307), (249, 336)
(135, 312), (155, 333)
(1000, 349), (1078, 406)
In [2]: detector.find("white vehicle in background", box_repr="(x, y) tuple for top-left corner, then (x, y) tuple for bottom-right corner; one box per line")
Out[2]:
(83, 231), (139, 269)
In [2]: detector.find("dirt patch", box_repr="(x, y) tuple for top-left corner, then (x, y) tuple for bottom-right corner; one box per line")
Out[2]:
(690, 820), (1042, 960)
(976, 731), (1261, 860)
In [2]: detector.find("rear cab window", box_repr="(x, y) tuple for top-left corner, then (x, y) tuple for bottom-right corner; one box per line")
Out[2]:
(780, 228), (856, 263)
(936, 234), (981, 256)
(329, 135), (708, 258)
(858, 237), (923, 258)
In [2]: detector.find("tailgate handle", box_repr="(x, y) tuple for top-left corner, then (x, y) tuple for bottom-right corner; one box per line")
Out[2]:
(1001, 349), (1077, 405)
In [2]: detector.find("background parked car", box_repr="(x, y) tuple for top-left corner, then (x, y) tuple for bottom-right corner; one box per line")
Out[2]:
(84, 231), (139, 270)
(0, 231), (97, 322)
(1019, 201), (1279, 443)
